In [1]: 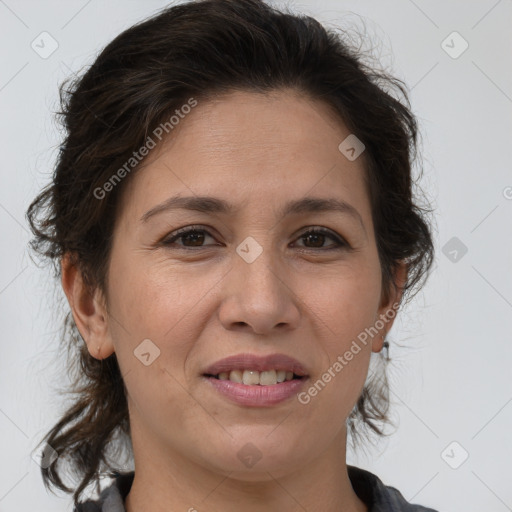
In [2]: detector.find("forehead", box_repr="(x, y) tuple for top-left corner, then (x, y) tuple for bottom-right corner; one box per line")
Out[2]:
(117, 89), (371, 226)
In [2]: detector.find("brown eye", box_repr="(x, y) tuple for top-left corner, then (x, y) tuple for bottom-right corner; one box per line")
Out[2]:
(161, 225), (347, 251)
(162, 227), (217, 248)
(294, 228), (347, 250)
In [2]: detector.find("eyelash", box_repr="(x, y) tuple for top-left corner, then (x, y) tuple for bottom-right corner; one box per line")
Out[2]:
(161, 225), (348, 251)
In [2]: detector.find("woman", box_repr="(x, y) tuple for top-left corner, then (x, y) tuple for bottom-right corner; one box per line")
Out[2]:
(26, 0), (437, 510)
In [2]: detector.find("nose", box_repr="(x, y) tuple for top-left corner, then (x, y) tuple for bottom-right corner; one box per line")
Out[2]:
(217, 243), (301, 336)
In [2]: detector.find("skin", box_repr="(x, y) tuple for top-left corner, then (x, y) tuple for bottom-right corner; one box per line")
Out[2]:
(62, 89), (406, 512)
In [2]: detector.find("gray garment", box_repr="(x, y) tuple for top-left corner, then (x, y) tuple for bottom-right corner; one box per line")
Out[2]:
(73, 465), (439, 511)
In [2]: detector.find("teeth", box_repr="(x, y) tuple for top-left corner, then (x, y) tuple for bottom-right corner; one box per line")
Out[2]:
(259, 370), (277, 386)
(229, 370), (243, 383)
(214, 369), (299, 385)
(242, 370), (260, 385)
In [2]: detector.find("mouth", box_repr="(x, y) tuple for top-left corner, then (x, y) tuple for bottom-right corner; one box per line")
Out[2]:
(201, 353), (309, 406)
(203, 369), (307, 386)
(202, 352), (309, 383)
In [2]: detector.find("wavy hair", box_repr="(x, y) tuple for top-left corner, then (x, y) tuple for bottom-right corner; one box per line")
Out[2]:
(26, 0), (435, 504)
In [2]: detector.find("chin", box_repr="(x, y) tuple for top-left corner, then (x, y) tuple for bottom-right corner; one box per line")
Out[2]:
(196, 434), (306, 480)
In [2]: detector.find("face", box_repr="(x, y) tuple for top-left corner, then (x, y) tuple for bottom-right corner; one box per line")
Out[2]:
(84, 89), (403, 480)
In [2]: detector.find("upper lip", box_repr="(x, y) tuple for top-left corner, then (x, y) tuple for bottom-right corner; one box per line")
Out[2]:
(202, 353), (309, 377)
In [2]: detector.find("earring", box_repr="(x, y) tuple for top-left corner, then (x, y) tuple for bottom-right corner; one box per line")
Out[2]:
(382, 335), (390, 360)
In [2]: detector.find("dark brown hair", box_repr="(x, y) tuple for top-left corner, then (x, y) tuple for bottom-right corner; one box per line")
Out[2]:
(26, 0), (434, 504)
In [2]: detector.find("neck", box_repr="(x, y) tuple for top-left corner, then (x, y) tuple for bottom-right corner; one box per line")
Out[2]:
(124, 424), (367, 512)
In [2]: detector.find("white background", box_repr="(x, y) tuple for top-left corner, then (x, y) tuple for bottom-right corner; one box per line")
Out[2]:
(0, 0), (511, 510)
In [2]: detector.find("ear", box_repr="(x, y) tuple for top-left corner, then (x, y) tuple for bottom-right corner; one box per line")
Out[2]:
(60, 252), (115, 360)
(372, 260), (408, 353)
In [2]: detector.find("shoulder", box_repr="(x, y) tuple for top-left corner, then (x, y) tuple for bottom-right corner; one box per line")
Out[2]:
(73, 472), (134, 512)
(347, 465), (439, 512)
(74, 467), (440, 512)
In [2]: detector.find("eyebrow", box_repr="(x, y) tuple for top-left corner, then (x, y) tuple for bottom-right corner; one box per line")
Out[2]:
(140, 195), (366, 235)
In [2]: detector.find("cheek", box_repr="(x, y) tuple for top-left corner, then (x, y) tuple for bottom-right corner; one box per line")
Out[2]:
(297, 259), (380, 404)
(109, 254), (203, 337)
(302, 260), (382, 348)
(107, 258), (218, 438)
(108, 254), (228, 378)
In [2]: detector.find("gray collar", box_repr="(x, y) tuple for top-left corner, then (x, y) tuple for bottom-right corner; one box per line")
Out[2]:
(74, 466), (439, 511)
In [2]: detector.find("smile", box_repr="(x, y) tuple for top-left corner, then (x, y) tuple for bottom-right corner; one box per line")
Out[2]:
(206, 369), (302, 386)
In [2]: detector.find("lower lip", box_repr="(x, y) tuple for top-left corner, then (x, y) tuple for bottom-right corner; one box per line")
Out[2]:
(204, 376), (307, 407)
